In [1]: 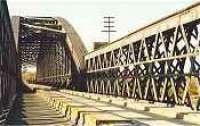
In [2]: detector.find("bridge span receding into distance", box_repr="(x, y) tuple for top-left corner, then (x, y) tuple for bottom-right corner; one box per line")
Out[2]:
(0, 0), (200, 125)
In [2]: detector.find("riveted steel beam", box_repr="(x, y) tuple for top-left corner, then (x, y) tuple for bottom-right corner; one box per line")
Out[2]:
(85, 2), (200, 110)
(0, 0), (19, 124)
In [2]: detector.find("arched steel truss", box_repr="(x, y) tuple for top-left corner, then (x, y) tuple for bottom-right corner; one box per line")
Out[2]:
(85, 3), (200, 110)
(15, 16), (87, 90)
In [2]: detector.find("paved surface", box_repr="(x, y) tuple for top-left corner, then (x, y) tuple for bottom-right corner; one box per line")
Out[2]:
(5, 85), (200, 126)
(6, 93), (71, 125)
(37, 89), (200, 126)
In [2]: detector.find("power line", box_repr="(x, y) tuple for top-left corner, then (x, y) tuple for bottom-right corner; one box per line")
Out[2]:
(101, 16), (116, 42)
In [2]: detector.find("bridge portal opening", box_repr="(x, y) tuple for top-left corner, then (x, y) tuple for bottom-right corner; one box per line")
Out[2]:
(15, 16), (79, 90)
(21, 64), (36, 84)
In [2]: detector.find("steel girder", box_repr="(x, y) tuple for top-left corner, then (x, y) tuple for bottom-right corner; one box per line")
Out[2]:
(0, 0), (19, 123)
(85, 3), (200, 110)
(16, 16), (79, 89)
(18, 17), (65, 65)
(56, 17), (88, 90)
(17, 17), (71, 87)
(34, 17), (87, 90)
(36, 35), (72, 88)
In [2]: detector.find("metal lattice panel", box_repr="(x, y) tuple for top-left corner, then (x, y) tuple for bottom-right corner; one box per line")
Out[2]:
(0, 0), (19, 123)
(18, 17), (65, 65)
(85, 4), (200, 110)
(14, 16), (87, 90)
(16, 16), (74, 89)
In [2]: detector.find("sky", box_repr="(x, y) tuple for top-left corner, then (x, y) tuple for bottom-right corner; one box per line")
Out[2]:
(7, 0), (195, 51)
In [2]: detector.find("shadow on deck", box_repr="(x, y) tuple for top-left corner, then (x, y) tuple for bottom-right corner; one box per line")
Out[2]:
(6, 93), (70, 125)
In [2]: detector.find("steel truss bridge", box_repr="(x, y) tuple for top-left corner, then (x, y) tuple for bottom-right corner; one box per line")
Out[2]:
(0, 0), (200, 125)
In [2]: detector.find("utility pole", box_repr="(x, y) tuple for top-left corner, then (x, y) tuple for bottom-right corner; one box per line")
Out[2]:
(101, 16), (116, 42)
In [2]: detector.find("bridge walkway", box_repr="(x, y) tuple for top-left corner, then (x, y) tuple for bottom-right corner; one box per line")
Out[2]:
(6, 93), (71, 125)
(5, 84), (199, 126)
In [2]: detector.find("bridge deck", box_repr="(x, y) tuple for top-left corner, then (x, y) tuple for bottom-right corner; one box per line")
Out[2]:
(5, 85), (200, 125)
(8, 84), (198, 126)
(54, 90), (200, 126)
(6, 93), (71, 125)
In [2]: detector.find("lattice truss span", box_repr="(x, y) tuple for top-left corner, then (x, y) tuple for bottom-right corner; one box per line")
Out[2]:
(85, 3), (200, 109)
(15, 17), (72, 88)
(13, 16), (87, 90)
(18, 17), (63, 65)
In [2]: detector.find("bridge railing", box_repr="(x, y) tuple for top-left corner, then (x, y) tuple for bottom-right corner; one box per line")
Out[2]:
(85, 2), (200, 110)
(0, 0), (19, 123)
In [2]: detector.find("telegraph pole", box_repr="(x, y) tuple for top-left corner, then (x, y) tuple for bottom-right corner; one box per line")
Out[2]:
(102, 16), (116, 42)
